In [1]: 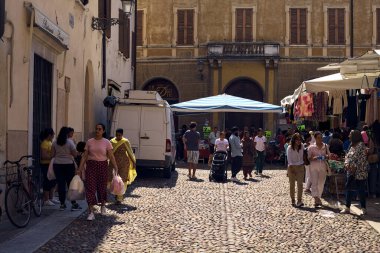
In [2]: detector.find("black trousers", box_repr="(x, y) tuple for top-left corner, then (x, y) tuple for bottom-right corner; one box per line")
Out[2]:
(53, 163), (76, 205)
(231, 156), (243, 177)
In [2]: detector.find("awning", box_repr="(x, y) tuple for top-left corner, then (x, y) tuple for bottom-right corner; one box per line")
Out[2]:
(171, 94), (282, 113)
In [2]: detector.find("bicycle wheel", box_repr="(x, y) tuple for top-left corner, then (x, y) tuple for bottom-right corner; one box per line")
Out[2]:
(5, 184), (31, 228)
(31, 182), (43, 217)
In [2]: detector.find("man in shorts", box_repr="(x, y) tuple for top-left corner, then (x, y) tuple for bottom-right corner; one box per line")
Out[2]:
(183, 122), (200, 179)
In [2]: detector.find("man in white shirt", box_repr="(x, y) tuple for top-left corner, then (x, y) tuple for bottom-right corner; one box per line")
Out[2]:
(208, 127), (220, 154)
(254, 128), (267, 176)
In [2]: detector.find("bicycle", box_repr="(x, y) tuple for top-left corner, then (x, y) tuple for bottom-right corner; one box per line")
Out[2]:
(3, 155), (43, 228)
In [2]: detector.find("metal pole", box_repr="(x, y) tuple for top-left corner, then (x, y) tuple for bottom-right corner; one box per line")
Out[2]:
(350, 0), (354, 58)
(133, 0), (137, 89)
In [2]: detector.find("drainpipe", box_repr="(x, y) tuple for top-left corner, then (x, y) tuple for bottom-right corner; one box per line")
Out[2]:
(6, 20), (14, 108)
(350, 0), (353, 58)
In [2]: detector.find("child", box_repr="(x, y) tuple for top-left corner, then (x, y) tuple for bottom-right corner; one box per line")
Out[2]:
(75, 141), (86, 167)
(215, 132), (229, 152)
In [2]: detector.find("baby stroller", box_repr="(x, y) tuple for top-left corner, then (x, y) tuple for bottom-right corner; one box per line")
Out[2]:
(209, 151), (228, 182)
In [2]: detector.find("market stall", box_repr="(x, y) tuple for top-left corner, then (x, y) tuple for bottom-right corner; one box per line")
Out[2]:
(281, 49), (380, 198)
(171, 94), (283, 164)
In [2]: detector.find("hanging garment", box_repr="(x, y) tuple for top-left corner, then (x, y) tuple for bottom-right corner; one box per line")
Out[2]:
(328, 90), (348, 115)
(297, 93), (314, 117)
(365, 89), (379, 125)
(346, 90), (358, 129)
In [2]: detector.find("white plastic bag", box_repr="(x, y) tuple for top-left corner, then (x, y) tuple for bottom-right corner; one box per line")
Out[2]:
(47, 158), (56, 180)
(110, 173), (126, 196)
(67, 175), (85, 201)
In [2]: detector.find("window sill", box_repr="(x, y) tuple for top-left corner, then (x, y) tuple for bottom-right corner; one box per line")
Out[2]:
(175, 45), (195, 48)
(118, 51), (130, 61)
(75, 0), (88, 11)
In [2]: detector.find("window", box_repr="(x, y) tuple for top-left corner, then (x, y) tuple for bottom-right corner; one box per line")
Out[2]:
(98, 0), (111, 38)
(328, 8), (345, 45)
(235, 8), (253, 42)
(119, 9), (130, 58)
(377, 8), (380, 44)
(177, 9), (194, 45)
(290, 8), (307, 45)
(137, 10), (143, 46)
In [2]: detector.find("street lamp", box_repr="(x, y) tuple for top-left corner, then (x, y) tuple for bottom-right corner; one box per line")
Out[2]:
(91, 0), (134, 30)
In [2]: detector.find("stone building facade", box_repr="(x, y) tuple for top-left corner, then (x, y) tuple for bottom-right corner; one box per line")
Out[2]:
(136, 0), (380, 134)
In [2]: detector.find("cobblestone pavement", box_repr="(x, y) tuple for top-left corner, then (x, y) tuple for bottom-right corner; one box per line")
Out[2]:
(36, 167), (380, 253)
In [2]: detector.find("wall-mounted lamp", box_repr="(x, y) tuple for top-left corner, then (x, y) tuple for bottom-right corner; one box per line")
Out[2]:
(91, 0), (134, 30)
(197, 60), (204, 80)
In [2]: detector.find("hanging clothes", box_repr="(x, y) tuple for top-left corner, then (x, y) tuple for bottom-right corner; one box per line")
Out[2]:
(346, 90), (358, 129)
(328, 90), (348, 115)
(305, 92), (328, 122)
(297, 93), (314, 117)
(365, 89), (379, 125)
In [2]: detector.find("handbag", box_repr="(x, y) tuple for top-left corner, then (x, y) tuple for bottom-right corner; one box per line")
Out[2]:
(358, 75), (371, 100)
(324, 144), (332, 176)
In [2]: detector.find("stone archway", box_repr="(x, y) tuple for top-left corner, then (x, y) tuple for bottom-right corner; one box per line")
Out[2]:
(143, 78), (180, 129)
(224, 78), (264, 130)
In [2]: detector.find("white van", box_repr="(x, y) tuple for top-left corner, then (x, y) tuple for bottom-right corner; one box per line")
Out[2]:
(110, 90), (176, 178)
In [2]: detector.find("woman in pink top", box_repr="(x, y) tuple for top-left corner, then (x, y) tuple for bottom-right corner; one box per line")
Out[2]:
(308, 132), (330, 208)
(78, 123), (118, 221)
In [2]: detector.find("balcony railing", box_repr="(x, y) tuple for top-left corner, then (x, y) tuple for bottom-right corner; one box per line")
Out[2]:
(207, 42), (280, 58)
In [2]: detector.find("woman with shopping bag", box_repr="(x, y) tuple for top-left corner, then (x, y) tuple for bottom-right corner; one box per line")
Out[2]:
(108, 128), (137, 205)
(78, 123), (118, 221)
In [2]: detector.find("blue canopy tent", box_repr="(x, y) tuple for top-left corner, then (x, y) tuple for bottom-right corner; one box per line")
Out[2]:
(170, 94), (283, 113)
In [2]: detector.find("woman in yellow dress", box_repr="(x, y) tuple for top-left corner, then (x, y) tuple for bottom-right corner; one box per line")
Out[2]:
(108, 128), (137, 204)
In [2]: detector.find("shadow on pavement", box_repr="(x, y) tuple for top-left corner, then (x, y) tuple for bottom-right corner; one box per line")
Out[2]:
(188, 178), (204, 183)
(106, 203), (137, 214)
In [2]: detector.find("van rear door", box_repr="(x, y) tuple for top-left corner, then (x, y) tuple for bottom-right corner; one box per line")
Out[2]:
(139, 107), (166, 161)
(113, 105), (141, 158)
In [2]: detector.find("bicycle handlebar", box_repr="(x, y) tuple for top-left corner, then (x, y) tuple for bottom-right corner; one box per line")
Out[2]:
(3, 155), (33, 166)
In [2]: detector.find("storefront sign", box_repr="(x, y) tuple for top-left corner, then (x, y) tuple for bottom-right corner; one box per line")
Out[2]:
(34, 8), (69, 48)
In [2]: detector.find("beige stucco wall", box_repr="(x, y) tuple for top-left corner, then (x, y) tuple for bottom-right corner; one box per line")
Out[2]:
(0, 0), (134, 162)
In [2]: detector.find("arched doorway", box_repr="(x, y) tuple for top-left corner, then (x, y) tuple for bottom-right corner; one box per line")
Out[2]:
(224, 78), (264, 130)
(143, 78), (179, 129)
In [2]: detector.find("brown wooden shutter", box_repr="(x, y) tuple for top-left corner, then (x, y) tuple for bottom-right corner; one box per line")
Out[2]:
(377, 9), (380, 44)
(290, 9), (298, 44)
(186, 10), (194, 45)
(137, 10), (143, 46)
(245, 9), (253, 42)
(299, 9), (307, 44)
(337, 9), (345, 44)
(177, 10), (185, 45)
(123, 14), (130, 58)
(236, 9), (244, 42)
(328, 9), (336, 44)
(119, 9), (124, 54)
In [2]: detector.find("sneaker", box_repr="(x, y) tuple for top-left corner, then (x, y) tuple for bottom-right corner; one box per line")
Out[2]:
(59, 204), (67, 211)
(340, 207), (350, 214)
(361, 208), (367, 215)
(101, 206), (106, 215)
(192, 175), (197, 180)
(44, 200), (55, 206)
(51, 198), (60, 205)
(295, 202), (304, 207)
(71, 203), (82, 211)
(87, 212), (95, 221)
